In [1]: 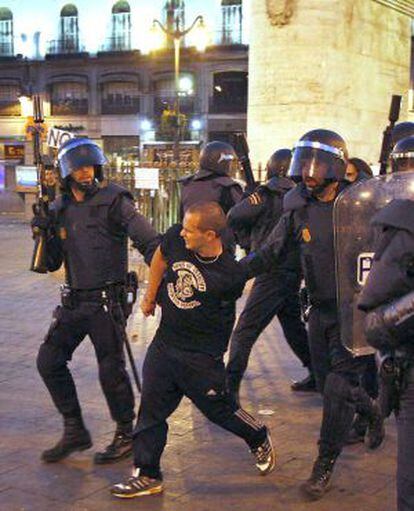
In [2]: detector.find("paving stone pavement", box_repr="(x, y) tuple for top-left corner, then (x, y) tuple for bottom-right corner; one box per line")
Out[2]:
(0, 213), (397, 511)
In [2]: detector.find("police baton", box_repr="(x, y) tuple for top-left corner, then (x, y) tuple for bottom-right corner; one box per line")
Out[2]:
(102, 284), (142, 395)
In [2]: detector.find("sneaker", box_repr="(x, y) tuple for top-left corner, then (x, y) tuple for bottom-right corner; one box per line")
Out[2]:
(301, 455), (336, 500)
(251, 429), (276, 475)
(366, 403), (385, 450)
(94, 430), (133, 464)
(111, 469), (163, 499)
(291, 374), (317, 392)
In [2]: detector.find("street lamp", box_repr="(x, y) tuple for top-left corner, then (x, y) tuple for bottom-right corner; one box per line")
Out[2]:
(151, 8), (207, 162)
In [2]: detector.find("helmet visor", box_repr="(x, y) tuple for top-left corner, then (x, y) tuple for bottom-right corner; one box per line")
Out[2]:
(391, 152), (414, 173)
(288, 141), (346, 183)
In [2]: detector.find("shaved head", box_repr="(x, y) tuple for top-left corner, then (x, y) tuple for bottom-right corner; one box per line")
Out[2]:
(185, 202), (227, 235)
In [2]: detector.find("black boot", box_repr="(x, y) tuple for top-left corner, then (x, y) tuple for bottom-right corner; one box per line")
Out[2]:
(301, 454), (337, 499)
(41, 416), (92, 463)
(366, 402), (385, 449)
(291, 373), (317, 392)
(94, 422), (133, 464)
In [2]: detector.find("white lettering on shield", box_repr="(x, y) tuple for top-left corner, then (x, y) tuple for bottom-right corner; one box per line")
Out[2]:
(357, 253), (375, 286)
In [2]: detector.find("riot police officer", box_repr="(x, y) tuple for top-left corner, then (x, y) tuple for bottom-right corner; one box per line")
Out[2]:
(226, 149), (314, 404)
(180, 141), (243, 247)
(33, 138), (158, 464)
(358, 137), (414, 511)
(240, 129), (384, 499)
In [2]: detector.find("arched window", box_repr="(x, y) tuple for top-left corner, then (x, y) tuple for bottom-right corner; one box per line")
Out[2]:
(101, 81), (140, 114)
(0, 81), (20, 115)
(210, 71), (247, 113)
(60, 4), (79, 53)
(51, 81), (88, 115)
(111, 1), (131, 51)
(221, 0), (242, 45)
(0, 8), (13, 56)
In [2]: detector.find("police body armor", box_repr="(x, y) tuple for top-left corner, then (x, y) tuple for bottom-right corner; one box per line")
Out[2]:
(180, 169), (242, 215)
(250, 176), (293, 251)
(334, 171), (414, 355)
(284, 184), (338, 305)
(53, 183), (132, 289)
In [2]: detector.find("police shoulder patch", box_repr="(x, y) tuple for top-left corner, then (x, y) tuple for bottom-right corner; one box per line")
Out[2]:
(248, 192), (262, 206)
(59, 227), (67, 240)
(302, 227), (311, 243)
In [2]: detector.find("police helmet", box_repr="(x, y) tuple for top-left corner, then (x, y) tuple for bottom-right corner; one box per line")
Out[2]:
(391, 122), (414, 148)
(199, 141), (236, 175)
(390, 135), (414, 173)
(288, 129), (348, 184)
(266, 148), (292, 179)
(57, 137), (107, 182)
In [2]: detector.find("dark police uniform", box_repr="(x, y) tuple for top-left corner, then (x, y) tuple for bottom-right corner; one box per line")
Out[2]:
(37, 183), (157, 441)
(226, 176), (312, 396)
(242, 182), (378, 462)
(132, 225), (269, 479)
(358, 199), (414, 511)
(180, 168), (243, 247)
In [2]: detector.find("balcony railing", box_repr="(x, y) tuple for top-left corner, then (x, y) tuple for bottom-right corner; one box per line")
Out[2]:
(154, 96), (196, 116)
(209, 29), (244, 47)
(0, 41), (13, 57)
(51, 98), (88, 115)
(47, 39), (86, 55)
(209, 96), (247, 114)
(99, 36), (132, 53)
(101, 96), (140, 115)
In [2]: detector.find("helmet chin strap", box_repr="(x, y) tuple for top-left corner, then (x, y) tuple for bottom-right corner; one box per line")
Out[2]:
(70, 177), (99, 196)
(306, 180), (331, 198)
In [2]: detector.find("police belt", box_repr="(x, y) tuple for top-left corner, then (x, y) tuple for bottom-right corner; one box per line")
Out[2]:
(61, 284), (125, 306)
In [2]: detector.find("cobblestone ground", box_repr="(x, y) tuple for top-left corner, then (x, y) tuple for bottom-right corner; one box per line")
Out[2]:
(0, 213), (397, 511)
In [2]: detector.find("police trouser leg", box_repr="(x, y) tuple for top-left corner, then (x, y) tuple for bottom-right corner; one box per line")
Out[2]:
(397, 366), (414, 511)
(320, 359), (371, 456)
(307, 306), (332, 392)
(276, 289), (312, 369)
(90, 307), (135, 424)
(36, 305), (86, 419)
(227, 272), (310, 390)
(132, 339), (183, 479)
(319, 371), (360, 457)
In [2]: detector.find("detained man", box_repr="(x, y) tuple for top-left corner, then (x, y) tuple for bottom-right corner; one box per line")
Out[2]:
(111, 202), (275, 498)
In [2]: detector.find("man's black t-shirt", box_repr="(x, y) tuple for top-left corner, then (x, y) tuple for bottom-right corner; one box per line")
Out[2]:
(156, 224), (246, 356)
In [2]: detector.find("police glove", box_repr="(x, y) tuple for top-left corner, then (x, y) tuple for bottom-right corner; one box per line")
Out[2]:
(31, 214), (51, 233)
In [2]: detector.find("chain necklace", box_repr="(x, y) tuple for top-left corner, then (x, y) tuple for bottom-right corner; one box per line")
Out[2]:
(194, 252), (220, 264)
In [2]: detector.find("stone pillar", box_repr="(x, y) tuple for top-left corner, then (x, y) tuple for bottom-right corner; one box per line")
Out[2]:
(247, 0), (412, 169)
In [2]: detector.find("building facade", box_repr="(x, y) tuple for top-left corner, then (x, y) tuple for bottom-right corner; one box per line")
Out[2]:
(0, 0), (249, 161)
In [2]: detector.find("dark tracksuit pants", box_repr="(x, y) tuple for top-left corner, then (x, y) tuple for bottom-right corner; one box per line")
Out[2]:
(133, 336), (267, 479)
(37, 300), (134, 424)
(226, 271), (311, 391)
(308, 305), (376, 457)
(397, 365), (414, 511)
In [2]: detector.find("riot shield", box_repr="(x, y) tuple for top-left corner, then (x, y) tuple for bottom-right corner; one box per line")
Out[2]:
(334, 171), (414, 355)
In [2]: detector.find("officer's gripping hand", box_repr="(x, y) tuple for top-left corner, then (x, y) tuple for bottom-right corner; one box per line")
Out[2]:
(30, 214), (51, 237)
(141, 294), (156, 317)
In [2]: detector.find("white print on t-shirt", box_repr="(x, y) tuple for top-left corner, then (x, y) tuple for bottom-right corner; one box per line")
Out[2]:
(167, 261), (207, 309)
